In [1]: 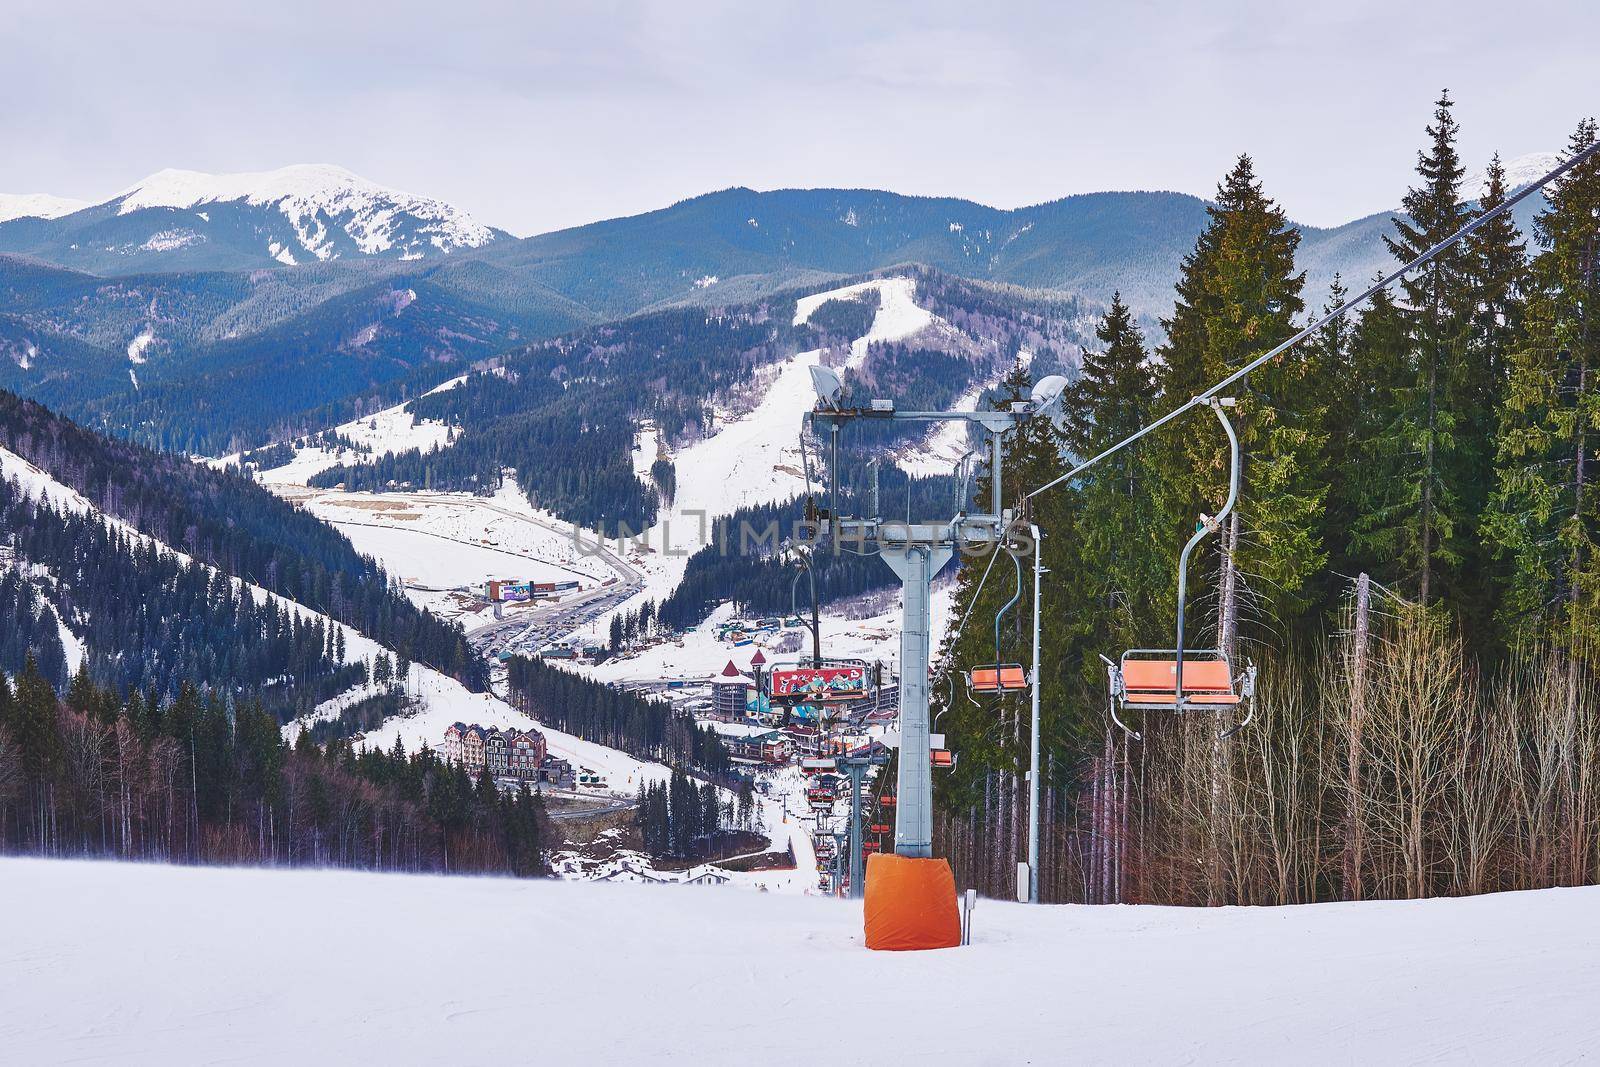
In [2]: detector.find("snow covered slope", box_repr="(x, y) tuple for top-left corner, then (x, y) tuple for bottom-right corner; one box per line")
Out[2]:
(0, 165), (504, 274)
(0, 192), (89, 223)
(1462, 150), (1564, 202)
(223, 372), (466, 485)
(112, 164), (497, 262)
(2, 442), (528, 776)
(6, 857), (1599, 1064)
(793, 276), (937, 368)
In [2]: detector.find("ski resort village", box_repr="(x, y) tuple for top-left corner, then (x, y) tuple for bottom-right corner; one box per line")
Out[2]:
(5, 4), (1600, 1059)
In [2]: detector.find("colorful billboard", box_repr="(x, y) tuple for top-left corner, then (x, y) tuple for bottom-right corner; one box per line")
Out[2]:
(769, 665), (868, 703)
(488, 580), (534, 602)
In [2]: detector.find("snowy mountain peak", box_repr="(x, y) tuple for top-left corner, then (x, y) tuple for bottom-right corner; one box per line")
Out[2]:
(111, 163), (498, 261)
(0, 192), (91, 224)
(1462, 151), (1564, 202)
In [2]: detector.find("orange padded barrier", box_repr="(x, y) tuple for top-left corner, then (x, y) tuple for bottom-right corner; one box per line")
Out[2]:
(863, 854), (961, 951)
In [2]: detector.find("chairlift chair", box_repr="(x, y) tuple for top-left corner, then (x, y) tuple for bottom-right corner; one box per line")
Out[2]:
(966, 664), (1030, 693)
(1103, 398), (1256, 742)
(965, 541), (1032, 696)
(930, 749), (957, 769)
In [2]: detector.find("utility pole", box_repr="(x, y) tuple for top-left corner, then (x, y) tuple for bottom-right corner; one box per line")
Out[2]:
(1026, 522), (1044, 904)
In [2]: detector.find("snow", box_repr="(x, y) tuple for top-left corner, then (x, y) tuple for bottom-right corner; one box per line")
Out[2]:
(693, 274), (719, 288)
(137, 228), (202, 252)
(55, 615), (85, 676)
(112, 164), (496, 260)
(895, 348), (1031, 477)
(7, 857), (1600, 1064)
(585, 581), (953, 688)
(792, 276), (936, 370)
(0, 444), (524, 778)
(125, 328), (153, 365)
(631, 421), (661, 481)
(1463, 150), (1563, 202)
(227, 373), (466, 485)
(302, 500), (592, 593)
(0, 192), (88, 223)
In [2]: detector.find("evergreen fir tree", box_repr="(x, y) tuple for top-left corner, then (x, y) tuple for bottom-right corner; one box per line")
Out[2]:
(1362, 90), (1474, 605)
(1068, 293), (1163, 654)
(1458, 154), (1531, 640)
(1153, 154), (1323, 633)
(1483, 118), (1600, 658)
(13, 654), (61, 784)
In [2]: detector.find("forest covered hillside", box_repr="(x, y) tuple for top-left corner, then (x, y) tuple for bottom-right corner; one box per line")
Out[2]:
(936, 100), (1600, 908)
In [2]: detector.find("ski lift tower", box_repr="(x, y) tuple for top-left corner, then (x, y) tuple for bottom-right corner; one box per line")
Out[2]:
(805, 366), (1068, 858)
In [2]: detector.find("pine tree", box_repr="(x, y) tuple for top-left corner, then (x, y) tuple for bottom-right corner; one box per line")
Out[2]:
(1483, 118), (1600, 659)
(14, 654), (61, 784)
(1363, 90), (1474, 604)
(1153, 154), (1323, 634)
(1457, 154), (1531, 639)
(1068, 293), (1163, 654)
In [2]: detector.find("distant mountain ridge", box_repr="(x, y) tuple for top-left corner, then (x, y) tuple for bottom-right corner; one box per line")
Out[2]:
(0, 164), (506, 274)
(0, 153), (1560, 453)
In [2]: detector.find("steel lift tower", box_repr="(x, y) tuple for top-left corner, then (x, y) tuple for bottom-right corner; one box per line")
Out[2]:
(806, 367), (1067, 858)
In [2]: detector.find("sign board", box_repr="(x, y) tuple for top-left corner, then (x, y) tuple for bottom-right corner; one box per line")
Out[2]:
(769, 665), (868, 703)
(488, 580), (533, 603)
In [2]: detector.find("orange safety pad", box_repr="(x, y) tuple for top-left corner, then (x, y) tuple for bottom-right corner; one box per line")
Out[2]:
(1121, 658), (1233, 693)
(863, 854), (962, 951)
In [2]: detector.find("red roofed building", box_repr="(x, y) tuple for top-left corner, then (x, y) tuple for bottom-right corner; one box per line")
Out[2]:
(711, 659), (751, 721)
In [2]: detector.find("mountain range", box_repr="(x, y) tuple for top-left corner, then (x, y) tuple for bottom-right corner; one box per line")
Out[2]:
(0, 155), (1557, 453)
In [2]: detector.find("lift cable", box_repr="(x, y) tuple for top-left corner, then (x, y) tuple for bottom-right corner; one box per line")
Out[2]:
(1025, 138), (1600, 504)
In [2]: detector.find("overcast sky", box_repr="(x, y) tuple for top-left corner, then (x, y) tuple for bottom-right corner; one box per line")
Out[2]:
(5, 0), (1597, 235)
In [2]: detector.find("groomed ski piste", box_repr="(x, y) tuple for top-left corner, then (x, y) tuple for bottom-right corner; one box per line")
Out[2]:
(5, 856), (1599, 1064)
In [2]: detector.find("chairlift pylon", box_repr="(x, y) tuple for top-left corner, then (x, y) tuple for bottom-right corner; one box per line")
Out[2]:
(1104, 398), (1255, 742)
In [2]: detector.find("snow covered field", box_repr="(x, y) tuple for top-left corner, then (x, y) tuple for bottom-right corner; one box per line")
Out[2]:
(6, 857), (1598, 1065)
(584, 583), (956, 686)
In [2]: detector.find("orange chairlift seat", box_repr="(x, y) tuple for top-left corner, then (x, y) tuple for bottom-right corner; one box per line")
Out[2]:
(966, 664), (1029, 693)
(1112, 653), (1253, 710)
(1102, 397), (1256, 742)
(930, 748), (957, 769)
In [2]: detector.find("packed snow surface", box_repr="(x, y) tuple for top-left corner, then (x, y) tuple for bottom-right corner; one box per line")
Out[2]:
(0, 192), (89, 222)
(5, 857), (1599, 1064)
(793, 276), (936, 369)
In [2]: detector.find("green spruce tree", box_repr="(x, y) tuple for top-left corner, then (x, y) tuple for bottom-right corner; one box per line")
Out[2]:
(1360, 91), (1474, 605)
(1483, 118), (1600, 659)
